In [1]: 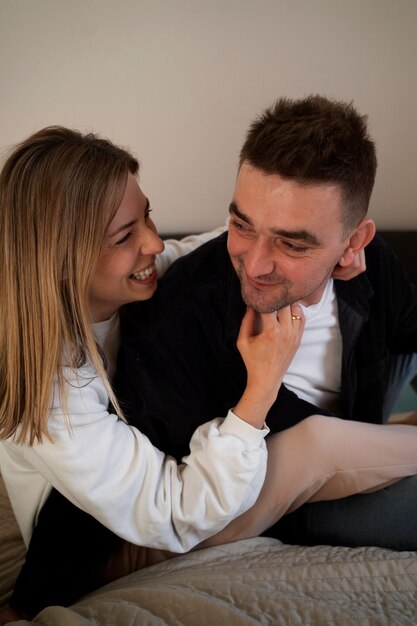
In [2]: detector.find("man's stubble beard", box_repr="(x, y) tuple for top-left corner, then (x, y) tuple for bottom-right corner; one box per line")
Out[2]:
(233, 256), (338, 314)
(240, 282), (293, 313)
(234, 264), (293, 314)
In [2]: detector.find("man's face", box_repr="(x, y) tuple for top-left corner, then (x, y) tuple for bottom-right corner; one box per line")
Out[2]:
(227, 162), (353, 312)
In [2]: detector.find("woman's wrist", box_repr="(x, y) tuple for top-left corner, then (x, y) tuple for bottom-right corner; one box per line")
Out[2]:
(233, 385), (280, 429)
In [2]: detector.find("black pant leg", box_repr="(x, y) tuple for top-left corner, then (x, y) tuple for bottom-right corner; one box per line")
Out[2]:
(11, 488), (120, 617)
(264, 475), (417, 552)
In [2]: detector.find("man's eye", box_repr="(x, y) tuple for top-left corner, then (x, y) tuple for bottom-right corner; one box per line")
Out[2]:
(231, 219), (249, 232)
(115, 232), (131, 246)
(283, 241), (309, 254)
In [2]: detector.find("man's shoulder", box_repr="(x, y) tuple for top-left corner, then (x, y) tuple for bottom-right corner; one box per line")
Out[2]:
(159, 230), (231, 301)
(122, 232), (232, 329)
(335, 233), (413, 307)
(365, 234), (409, 283)
(164, 231), (229, 281)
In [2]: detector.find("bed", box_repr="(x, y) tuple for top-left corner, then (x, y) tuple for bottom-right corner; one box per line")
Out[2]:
(1, 229), (416, 625)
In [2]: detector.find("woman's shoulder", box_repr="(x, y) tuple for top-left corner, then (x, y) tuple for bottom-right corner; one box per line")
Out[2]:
(49, 363), (110, 427)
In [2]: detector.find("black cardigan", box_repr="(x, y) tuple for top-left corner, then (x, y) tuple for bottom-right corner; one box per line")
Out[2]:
(117, 232), (417, 460)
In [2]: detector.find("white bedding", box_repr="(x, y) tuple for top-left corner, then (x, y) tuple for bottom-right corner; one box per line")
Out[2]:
(12, 537), (417, 626)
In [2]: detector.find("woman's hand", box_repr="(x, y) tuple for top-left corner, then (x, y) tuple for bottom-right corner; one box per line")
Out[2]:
(233, 304), (305, 429)
(332, 249), (366, 280)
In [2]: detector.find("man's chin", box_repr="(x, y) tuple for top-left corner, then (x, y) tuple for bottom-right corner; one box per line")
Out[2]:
(241, 292), (287, 314)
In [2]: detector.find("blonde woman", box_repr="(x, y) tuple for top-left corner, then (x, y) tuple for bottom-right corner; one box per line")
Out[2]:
(0, 127), (417, 621)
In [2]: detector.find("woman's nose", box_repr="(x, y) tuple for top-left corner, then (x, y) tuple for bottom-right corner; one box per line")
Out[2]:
(141, 226), (165, 256)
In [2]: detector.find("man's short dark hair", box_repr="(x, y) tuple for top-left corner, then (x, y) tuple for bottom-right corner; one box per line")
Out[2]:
(239, 95), (377, 232)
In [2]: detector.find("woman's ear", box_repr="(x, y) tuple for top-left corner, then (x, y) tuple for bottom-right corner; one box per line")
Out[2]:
(339, 219), (376, 267)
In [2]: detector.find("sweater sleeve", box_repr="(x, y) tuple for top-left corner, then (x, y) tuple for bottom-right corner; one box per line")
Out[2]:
(17, 365), (268, 553)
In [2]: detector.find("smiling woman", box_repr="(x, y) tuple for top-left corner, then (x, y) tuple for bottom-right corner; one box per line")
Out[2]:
(0, 125), (311, 619)
(89, 174), (164, 323)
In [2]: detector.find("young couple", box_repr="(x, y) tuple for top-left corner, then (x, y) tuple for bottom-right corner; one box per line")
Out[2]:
(1, 96), (417, 620)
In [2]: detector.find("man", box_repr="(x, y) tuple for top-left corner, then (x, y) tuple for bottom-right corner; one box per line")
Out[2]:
(117, 95), (417, 547)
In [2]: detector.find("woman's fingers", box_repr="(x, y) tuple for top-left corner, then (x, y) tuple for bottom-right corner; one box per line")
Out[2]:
(237, 304), (305, 384)
(332, 248), (366, 280)
(276, 303), (304, 326)
(238, 307), (256, 338)
(234, 304), (306, 428)
(239, 304), (305, 347)
(239, 304), (305, 341)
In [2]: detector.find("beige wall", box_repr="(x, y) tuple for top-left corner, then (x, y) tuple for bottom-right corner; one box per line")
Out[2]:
(1, 0), (416, 232)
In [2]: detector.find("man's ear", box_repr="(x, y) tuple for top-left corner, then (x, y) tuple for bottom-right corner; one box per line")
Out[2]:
(338, 219), (376, 267)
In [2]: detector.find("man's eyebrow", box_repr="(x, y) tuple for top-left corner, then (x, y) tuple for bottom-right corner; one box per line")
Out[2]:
(229, 201), (320, 246)
(108, 199), (150, 238)
(229, 202), (253, 225)
(272, 229), (320, 246)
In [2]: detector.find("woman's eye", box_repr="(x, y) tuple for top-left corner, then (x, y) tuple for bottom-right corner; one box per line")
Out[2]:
(145, 208), (153, 220)
(115, 232), (131, 246)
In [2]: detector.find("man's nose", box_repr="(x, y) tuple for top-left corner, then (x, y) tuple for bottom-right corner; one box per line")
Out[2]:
(244, 238), (275, 277)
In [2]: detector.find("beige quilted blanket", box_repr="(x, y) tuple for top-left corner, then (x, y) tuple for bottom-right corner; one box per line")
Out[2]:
(2, 432), (417, 626)
(6, 538), (415, 626)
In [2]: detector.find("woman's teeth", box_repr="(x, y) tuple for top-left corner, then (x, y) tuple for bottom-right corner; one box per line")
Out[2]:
(131, 265), (155, 280)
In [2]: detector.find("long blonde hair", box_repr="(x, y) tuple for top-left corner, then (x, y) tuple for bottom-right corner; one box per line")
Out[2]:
(0, 126), (139, 445)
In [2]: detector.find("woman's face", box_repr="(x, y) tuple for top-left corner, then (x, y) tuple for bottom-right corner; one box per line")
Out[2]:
(89, 173), (164, 322)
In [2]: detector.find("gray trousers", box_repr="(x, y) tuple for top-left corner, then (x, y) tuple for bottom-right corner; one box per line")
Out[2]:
(383, 353), (417, 421)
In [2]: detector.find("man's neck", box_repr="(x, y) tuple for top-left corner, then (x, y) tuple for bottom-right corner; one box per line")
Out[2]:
(299, 277), (332, 308)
